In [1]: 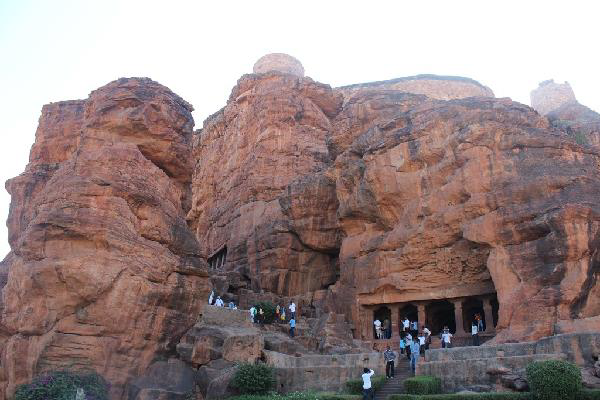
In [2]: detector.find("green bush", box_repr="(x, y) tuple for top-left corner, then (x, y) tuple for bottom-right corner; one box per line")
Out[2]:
(232, 363), (276, 395)
(389, 393), (531, 400)
(255, 301), (277, 324)
(580, 389), (600, 400)
(526, 360), (582, 400)
(13, 369), (109, 400)
(345, 375), (386, 394)
(317, 394), (361, 400)
(403, 376), (442, 395)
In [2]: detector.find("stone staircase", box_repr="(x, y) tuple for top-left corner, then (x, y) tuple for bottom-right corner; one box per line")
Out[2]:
(374, 358), (413, 400)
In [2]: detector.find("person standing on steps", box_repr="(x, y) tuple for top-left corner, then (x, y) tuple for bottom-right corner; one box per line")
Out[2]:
(441, 326), (453, 349)
(399, 333), (406, 355)
(275, 304), (280, 321)
(249, 305), (256, 323)
(418, 331), (426, 355)
(289, 301), (296, 319)
(422, 325), (432, 350)
(383, 345), (396, 379)
(405, 333), (412, 360)
(208, 290), (214, 305)
(289, 317), (296, 337)
(280, 309), (286, 323)
(258, 307), (265, 325)
(409, 336), (421, 374)
(472, 321), (480, 346)
(361, 367), (375, 400)
(402, 316), (410, 332)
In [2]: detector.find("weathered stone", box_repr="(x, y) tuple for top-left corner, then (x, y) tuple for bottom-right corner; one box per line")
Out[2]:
(338, 74), (494, 102)
(222, 333), (263, 363)
(253, 53), (305, 77)
(531, 79), (577, 115)
(0, 78), (210, 400)
(128, 359), (196, 400)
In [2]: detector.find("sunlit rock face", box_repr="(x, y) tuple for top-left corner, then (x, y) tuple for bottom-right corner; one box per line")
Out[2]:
(188, 70), (343, 298)
(0, 78), (210, 400)
(2, 54), (600, 399)
(329, 90), (600, 342)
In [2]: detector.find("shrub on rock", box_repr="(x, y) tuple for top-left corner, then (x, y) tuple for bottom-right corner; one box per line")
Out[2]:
(232, 363), (276, 395)
(526, 360), (582, 400)
(13, 370), (109, 400)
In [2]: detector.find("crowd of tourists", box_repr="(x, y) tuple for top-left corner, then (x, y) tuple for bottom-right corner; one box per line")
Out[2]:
(209, 290), (299, 339)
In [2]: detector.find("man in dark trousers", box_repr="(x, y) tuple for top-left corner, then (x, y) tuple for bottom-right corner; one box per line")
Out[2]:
(383, 345), (396, 378)
(362, 367), (375, 400)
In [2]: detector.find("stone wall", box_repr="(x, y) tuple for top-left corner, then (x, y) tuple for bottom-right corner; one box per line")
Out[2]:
(418, 333), (600, 392)
(264, 350), (384, 393)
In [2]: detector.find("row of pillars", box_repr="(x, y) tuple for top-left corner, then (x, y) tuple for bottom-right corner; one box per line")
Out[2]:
(370, 296), (496, 340)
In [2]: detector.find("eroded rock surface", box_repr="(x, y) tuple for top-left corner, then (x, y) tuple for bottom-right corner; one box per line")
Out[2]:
(530, 79), (577, 116)
(0, 78), (210, 399)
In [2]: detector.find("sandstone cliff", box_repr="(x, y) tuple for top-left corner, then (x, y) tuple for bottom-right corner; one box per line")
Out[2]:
(0, 78), (211, 399)
(2, 54), (600, 399)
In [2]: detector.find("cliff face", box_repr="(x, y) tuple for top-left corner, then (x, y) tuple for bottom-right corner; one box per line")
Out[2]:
(2, 54), (600, 399)
(0, 78), (210, 399)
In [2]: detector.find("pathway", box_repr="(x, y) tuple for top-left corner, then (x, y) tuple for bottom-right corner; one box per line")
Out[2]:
(374, 358), (413, 400)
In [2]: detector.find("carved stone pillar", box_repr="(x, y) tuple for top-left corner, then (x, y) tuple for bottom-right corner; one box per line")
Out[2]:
(453, 299), (466, 335)
(390, 304), (400, 338)
(483, 297), (495, 333)
(417, 303), (426, 331)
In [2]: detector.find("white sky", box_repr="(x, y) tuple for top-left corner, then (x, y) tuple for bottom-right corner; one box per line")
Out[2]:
(1, 0), (599, 258)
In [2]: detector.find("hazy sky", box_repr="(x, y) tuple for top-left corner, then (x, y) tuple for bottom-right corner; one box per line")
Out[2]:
(1, 0), (599, 258)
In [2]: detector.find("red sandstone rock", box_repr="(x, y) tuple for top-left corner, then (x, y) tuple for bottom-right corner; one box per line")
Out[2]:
(188, 71), (343, 297)
(0, 78), (210, 399)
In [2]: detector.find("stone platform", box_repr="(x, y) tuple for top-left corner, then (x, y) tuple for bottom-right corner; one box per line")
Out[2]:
(265, 350), (385, 393)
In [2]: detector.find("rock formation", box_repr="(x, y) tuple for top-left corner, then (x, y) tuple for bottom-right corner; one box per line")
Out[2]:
(0, 78), (211, 399)
(2, 54), (600, 399)
(530, 79), (577, 116)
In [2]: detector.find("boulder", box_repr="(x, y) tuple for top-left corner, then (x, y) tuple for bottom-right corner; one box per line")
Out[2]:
(128, 359), (196, 400)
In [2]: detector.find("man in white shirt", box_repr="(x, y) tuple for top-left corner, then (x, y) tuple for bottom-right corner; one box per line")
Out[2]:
(215, 296), (224, 307)
(402, 317), (410, 332)
(373, 319), (382, 339)
(289, 302), (296, 319)
(249, 306), (256, 323)
(361, 368), (375, 400)
(471, 322), (480, 346)
(418, 332), (426, 355)
(441, 327), (453, 349)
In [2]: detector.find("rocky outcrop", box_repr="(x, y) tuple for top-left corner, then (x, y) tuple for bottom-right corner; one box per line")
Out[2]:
(0, 78), (210, 399)
(530, 79), (577, 116)
(188, 71), (343, 298)
(339, 74), (494, 102)
(253, 53), (305, 77)
(330, 92), (600, 342)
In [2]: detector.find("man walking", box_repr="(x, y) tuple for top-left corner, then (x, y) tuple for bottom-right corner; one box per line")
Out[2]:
(441, 327), (453, 349)
(361, 368), (375, 400)
(289, 301), (296, 319)
(289, 317), (296, 337)
(402, 316), (410, 332)
(410, 337), (421, 374)
(383, 346), (396, 379)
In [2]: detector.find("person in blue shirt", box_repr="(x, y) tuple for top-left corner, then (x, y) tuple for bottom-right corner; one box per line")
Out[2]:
(289, 318), (296, 337)
(410, 337), (421, 373)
